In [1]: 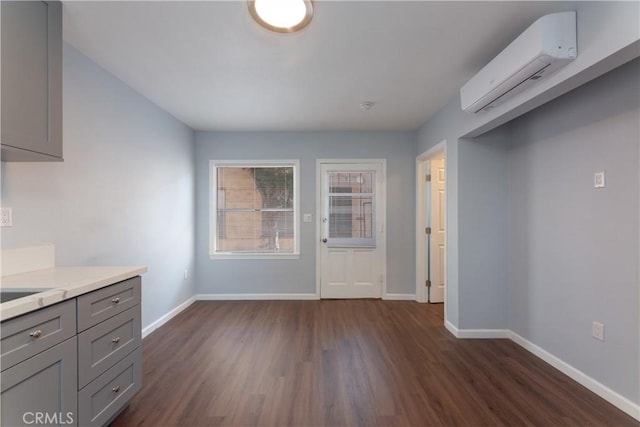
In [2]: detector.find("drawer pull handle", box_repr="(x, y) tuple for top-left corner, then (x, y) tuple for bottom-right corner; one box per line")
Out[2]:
(112, 385), (120, 393)
(29, 330), (43, 339)
(112, 297), (120, 304)
(112, 336), (120, 344)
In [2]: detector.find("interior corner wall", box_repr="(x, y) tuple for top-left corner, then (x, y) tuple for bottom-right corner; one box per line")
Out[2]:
(508, 58), (639, 404)
(458, 127), (510, 329)
(0, 44), (197, 331)
(194, 131), (416, 296)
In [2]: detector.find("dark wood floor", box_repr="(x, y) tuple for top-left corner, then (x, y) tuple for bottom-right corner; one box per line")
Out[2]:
(112, 301), (637, 426)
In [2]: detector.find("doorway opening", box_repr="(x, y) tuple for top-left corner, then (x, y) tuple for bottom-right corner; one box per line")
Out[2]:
(416, 142), (446, 307)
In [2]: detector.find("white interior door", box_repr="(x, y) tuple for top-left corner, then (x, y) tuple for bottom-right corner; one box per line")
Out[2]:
(429, 158), (445, 303)
(319, 161), (385, 298)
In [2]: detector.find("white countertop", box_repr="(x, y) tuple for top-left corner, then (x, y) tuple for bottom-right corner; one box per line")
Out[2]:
(0, 266), (147, 321)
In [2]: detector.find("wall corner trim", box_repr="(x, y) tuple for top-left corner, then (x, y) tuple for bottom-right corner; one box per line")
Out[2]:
(382, 293), (416, 301)
(508, 331), (640, 421)
(142, 296), (197, 339)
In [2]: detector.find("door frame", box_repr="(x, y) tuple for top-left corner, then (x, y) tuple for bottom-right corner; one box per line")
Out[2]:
(316, 159), (387, 298)
(416, 141), (447, 305)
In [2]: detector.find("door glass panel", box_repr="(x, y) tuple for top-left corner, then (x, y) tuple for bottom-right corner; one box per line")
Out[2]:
(326, 171), (375, 247)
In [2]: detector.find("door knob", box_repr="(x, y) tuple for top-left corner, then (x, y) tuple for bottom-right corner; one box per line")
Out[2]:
(322, 238), (327, 243)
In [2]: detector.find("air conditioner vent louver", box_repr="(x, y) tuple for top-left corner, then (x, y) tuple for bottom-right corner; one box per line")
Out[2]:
(461, 11), (577, 114)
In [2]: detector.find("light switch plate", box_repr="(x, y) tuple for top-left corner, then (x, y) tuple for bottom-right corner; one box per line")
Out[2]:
(303, 213), (312, 223)
(594, 171), (605, 188)
(592, 321), (604, 341)
(1, 208), (12, 227)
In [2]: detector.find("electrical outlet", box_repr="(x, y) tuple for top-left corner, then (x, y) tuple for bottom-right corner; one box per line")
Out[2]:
(592, 321), (604, 341)
(594, 171), (605, 188)
(1, 208), (12, 227)
(183, 270), (188, 279)
(303, 213), (312, 223)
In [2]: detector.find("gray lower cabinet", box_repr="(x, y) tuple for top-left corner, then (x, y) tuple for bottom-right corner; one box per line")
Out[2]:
(76, 278), (142, 427)
(78, 306), (141, 389)
(0, 277), (142, 426)
(1, 300), (76, 371)
(77, 277), (141, 333)
(78, 348), (141, 427)
(1, 337), (78, 427)
(1, 0), (63, 161)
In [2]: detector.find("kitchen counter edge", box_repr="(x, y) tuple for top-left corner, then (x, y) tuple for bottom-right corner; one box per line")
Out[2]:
(0, 266), (147, 322)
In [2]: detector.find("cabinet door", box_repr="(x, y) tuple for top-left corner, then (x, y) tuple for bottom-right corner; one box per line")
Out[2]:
(1, 337), (77, 427)
(1, 0), (62, 161)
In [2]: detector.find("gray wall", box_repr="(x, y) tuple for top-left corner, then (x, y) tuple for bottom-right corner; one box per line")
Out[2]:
(0, 44), (196, 331)
(508, 59), (639, 402)
(458, 128), (510, 329)
(195, 131), (416, 296)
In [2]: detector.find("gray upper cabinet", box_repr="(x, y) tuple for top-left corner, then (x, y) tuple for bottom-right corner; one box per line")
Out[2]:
(1, 0), (63, 162)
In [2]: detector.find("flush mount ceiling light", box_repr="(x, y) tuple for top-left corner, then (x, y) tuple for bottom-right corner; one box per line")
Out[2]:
(248, 0), (313, 33)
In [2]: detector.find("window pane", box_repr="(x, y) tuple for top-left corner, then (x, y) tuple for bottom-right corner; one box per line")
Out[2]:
(252, 167), (294, 209)
(262, 211), (294, 238)
(328, 195), (373, 239)
(217, 167), (259, 210)
(215, 164), (295, 254)
(329, 171), (373, 194)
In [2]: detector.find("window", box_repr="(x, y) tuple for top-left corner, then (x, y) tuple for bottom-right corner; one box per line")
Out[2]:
(327, 171), (375, 247)
(210, 160), (299, 258)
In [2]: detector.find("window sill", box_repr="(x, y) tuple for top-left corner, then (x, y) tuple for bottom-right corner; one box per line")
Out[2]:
(209, 253), (300, 260)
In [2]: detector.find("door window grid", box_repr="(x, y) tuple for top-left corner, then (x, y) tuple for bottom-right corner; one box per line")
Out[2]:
(327, 171), (376, 247)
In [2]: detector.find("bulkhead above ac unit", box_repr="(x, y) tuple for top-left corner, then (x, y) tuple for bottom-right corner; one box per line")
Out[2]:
(460, 11), (577, 114)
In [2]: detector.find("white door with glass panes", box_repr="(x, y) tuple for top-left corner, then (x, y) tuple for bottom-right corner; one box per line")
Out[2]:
(319, 160), (386, 298)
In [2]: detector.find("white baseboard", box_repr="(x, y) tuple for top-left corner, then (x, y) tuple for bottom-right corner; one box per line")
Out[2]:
(445, 321), (510, 339)
(383, 293), (416, 300)
(508, 331), (640, 421)
(196, 293), (319, 300)
(445, 320), (459, 337)
(141, 296), (196, 339)
(445, 322), (640, 420)
(457, 328), (510, 339)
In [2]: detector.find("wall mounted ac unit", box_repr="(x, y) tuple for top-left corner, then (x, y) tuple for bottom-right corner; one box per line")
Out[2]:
(460, 11), (577, 114)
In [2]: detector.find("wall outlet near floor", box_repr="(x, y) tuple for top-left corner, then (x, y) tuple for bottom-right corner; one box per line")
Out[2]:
(594, 171), (605, 188)
(592, 321), (605, 341)
(184, 270), (188, 279)
(1, 208), (13, 227)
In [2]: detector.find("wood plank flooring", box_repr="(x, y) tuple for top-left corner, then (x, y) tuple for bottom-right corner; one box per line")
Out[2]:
(111, 301), (637, 426)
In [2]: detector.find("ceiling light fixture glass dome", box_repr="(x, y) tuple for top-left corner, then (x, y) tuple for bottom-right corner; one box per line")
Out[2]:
(248, 0), (313, 33)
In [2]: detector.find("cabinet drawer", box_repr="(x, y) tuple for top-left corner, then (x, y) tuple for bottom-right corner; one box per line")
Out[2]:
(78, 306), (141, 389)
(77, 277), (141, 332)
(78, 348), (141, 427)
(1, 299), (76, 371)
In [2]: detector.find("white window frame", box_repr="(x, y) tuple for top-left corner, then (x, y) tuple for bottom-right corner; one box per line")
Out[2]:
(209, 159), (300, 259)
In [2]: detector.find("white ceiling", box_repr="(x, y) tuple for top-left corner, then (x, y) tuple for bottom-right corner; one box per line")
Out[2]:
(63, 1), (580, 132)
